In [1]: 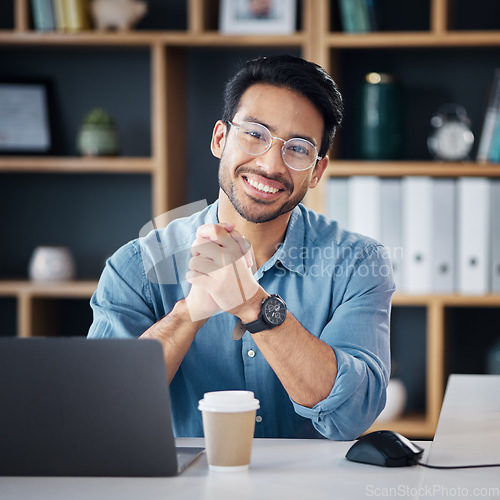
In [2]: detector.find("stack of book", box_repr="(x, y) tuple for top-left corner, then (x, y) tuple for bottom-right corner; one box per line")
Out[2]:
(31, 0), (90, 32)
(327, 176), (500, 295)
(477, 69), (500, 163)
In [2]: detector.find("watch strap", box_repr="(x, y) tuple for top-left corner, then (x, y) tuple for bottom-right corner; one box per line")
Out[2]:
(242, 316), (270, 334)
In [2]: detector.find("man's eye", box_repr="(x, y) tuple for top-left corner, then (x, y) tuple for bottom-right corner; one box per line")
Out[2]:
(287, 143), (310, 156)
(246, 130), (266, 141)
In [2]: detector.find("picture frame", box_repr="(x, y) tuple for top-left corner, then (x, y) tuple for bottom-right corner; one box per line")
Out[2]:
(219, 0), (297, 35)
(0, 82), (52, 154)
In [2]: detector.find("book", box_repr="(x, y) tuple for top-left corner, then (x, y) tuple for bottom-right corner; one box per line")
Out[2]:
(487, 115), (500, 162)
(477, 68), (500, 163)
(364, 0), (379, 31)
(31, 0), (56, 31)
(338, 0), (371, 33)
(52, 0), (68, 31)
(65, 0), (90, 32)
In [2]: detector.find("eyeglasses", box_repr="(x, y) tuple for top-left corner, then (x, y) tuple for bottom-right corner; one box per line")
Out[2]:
(228, 121), (322, 171)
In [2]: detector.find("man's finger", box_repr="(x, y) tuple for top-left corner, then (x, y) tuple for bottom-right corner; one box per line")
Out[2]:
(226, 229), (253, 268)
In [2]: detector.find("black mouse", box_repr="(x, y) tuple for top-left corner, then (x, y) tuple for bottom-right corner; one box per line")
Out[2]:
(345, 430), (424, 467)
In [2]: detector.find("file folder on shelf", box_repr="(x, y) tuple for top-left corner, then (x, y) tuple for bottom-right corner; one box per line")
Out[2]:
(327, 178), (349, 230)
(402, 177), (433, 294)
(380, 178), (403, 291)
(348, 176), (381, 242)
(432, 179), (456, 293)
(457, 178), (490, 295)
(490, 179), (500, 293)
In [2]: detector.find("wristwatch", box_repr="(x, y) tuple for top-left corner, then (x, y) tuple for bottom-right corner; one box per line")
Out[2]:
(241, 294), (287, 334)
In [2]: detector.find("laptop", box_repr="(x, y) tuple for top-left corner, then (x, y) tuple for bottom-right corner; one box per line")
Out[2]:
(0, 337), (204, 476)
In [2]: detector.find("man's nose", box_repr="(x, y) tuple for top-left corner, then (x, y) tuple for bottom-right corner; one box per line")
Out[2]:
(255, 138), (288, 173)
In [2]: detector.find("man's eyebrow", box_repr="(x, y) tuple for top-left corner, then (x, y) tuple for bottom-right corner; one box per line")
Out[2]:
(241, 115), (319, 147)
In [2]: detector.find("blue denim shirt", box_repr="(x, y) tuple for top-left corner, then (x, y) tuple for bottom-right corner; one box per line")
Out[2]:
(88, 201), (394, 440)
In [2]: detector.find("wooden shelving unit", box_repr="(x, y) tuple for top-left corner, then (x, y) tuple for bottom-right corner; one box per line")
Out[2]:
(1, 0), (500, 438)
(0, 157), (155, 173)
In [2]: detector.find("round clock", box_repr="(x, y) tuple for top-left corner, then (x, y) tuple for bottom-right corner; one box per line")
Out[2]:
(427, 104), (474, 161)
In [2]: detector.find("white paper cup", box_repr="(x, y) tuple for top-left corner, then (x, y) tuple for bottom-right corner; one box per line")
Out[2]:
(198, 391), (260, 471)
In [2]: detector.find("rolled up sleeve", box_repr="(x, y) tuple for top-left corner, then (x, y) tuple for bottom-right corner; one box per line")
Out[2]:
(292, 244), (395, 440)
(88, 242), (156, 339)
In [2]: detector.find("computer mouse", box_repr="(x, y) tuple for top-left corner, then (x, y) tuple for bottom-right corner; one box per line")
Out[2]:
(345, 430), (424, 467)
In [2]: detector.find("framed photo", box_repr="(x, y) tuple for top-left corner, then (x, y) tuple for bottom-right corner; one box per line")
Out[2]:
(220, 0), (297, 35)
(0, 82), (52, 153)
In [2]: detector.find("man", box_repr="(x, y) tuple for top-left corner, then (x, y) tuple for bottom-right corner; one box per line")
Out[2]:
(88, 55), (395, 440)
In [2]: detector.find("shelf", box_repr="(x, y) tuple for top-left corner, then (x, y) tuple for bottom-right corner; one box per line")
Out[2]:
(0, 30), (166, 46)
(3, 0), (499, 440)
(326, 161), (500, 177)
(1, 281), (497, 307)
(326, 31), (500, 48)
(0, 157), (155, 174)
(2, 30), (500, 50)
(164, 31), (307, 47)
(0, 30), (307, 48)
(0, 280), (98, 298)
(393, 293), (500, 307)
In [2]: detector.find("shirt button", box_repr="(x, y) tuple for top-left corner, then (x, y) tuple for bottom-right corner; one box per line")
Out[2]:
(256, 415), (263, 423)
(247, 349), (256, 358)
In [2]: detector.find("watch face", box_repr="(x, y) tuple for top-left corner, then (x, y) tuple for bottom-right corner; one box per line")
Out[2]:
(428, 121), (474, 161)
(263, 296), (287, 326)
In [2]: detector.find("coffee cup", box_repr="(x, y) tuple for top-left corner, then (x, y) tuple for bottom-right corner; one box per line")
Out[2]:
(198, 390), (260, 471)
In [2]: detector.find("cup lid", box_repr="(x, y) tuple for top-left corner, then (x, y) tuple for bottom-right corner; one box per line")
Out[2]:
(198, 390), (260, 413)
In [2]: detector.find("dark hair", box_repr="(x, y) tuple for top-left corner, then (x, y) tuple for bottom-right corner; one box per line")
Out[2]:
(222, 55), (343, 157)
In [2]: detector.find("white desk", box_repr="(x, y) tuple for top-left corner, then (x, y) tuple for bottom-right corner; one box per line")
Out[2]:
(2, 375), (500, 500)
(0, 439), (431, 500)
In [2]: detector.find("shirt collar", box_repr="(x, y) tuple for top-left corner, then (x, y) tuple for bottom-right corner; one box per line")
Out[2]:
(260, 205), (306, 277)
(208, 200), (307, 277)
(206, 201), (219, 224)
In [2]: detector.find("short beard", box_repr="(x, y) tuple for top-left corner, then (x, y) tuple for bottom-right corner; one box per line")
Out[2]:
(218, 164), (307, 224)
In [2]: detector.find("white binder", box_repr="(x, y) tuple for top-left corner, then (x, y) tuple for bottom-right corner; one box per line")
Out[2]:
(348, 176), (381, 241)
(380, 178), (403, 290)
(490, 179), (500, 293)
(457, 177), (490, 295)
(327, 177), (349, 229)
(432, 179), (456, 293)
(402, 177), (433, 294)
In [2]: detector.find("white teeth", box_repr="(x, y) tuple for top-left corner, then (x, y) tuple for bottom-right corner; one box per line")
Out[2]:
(247, 178), (279, 194)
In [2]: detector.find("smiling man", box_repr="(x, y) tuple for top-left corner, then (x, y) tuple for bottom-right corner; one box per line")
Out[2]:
(88, 55), (395, 440)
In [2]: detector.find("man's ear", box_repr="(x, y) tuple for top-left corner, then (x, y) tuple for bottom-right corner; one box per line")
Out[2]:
(309, 156), (329, 188)
(210, 120), (227, 159)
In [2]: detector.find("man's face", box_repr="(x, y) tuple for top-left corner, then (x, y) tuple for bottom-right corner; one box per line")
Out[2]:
(213, 84), (327, 224)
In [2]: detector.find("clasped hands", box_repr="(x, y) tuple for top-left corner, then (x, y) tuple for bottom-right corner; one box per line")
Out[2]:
(185, 223), (260, 322)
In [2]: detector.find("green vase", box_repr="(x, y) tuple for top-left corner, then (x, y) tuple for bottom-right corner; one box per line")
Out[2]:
(357, 73), (404, 160)
(77, 124), (120, 156)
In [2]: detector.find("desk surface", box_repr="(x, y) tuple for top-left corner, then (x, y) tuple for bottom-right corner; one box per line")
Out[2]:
(1, 439), (431, 500)
(2, 375), (500, 500)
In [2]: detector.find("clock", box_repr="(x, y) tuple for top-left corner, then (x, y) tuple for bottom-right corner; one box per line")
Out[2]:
(427, 104), (474, 161)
